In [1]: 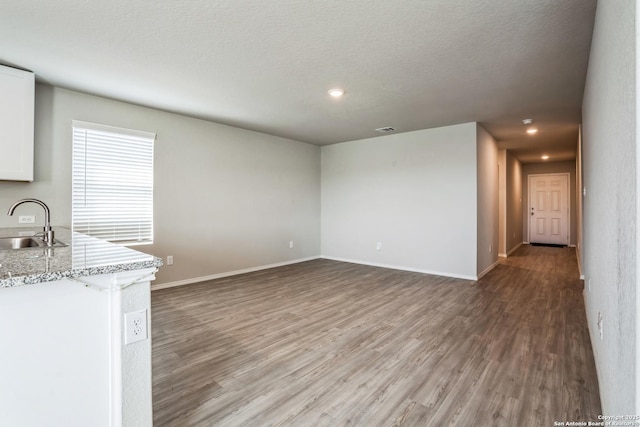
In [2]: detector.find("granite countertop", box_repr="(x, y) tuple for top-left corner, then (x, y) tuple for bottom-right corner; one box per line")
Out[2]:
(0, 227), (163, 288)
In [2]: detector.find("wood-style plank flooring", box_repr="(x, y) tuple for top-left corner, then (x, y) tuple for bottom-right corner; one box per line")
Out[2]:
(152, 245), (601, 426)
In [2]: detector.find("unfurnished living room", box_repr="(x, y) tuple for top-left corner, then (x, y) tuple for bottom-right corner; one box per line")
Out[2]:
(0, 0), (637, 426)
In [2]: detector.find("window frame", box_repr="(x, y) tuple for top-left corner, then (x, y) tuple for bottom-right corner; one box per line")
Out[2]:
(71, 120), (156, 246)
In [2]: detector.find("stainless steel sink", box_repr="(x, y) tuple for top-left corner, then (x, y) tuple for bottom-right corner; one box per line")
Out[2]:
(0, 236), (66, 250)
(0, 236), (47, 250)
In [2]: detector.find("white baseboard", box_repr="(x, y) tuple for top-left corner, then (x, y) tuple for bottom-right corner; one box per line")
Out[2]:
(576, 248), (584, 279)
(151, 256), (321, 291)
(477, 259), (501, 280)
(154, 254), (488, 291)
(320, 256), (478, 281)
(506, 242), (524, 257)
(498, 242), (523, 259)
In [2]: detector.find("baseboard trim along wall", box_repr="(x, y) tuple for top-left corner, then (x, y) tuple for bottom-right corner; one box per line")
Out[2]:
(506, 242), (523, 257)
(320, 256), (479, 281)
(151, 256), (321, 291)
(153, 254), (484, 291)
(500, 243), (524, 258)
(576, 249), (584, 279)
(477, 258), (501, 280)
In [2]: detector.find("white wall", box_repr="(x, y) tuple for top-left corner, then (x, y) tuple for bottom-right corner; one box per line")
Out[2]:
(321, 123), (478, 279)
(506, 151), (523, 254)
(582, 0), (637, 415)
(0, 85), (71, 227)
(0, 84), (321, 285)
(498, 149), (507, 256)
(476, 124), (499, 276)
(0, 85), (501, 286)
(576, 126), (584, 275)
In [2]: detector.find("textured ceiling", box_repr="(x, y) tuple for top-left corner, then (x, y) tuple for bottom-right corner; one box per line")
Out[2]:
(0, 0), (596, 162)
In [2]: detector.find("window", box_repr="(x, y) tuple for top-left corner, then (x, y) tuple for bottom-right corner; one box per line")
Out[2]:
(72, 120), (155, 245)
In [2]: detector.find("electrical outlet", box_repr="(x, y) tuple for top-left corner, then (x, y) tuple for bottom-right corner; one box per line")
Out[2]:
(289, 240), (294, 249)
(376, 242), (382, 251)
(124, 310), (148, 345)
(597, 312), (603, 340)
(167, 255), (173, 266)
(18, 215), (35, 224)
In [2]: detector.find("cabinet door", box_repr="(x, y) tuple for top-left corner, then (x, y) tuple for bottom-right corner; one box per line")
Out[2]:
(0, 65), (34, 181)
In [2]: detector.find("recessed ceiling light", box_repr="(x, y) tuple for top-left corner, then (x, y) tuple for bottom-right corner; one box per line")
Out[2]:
(526, 128), (538, 135)
(541, 155), (550, 160)
(522, 119), (533, 125)
(328, 88), (344, 97)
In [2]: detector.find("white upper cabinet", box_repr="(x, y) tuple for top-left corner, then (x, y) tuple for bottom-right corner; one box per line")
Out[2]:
(0, 65), (34, 181)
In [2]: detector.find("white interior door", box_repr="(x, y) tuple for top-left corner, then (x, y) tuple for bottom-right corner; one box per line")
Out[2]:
(528, 174), (569, 245)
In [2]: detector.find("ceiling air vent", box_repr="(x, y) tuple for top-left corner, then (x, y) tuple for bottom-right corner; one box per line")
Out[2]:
(375, 126), (397, 133)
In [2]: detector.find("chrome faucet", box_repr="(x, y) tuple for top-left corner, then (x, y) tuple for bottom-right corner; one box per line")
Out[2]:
(7, 198), (55, 246)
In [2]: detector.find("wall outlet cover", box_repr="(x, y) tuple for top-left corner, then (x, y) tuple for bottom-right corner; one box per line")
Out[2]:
(124, 309), (148, 345)
(18, 215), (35, 224)
(597, 312), (603, 340)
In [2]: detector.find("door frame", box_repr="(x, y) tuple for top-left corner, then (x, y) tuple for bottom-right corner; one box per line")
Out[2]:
(526, 172), (570, 245)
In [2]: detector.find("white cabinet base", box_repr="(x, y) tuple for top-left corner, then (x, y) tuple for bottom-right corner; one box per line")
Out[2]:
(0, 268), (156, 427)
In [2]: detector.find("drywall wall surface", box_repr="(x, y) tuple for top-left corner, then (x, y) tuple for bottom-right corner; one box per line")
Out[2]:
(0, 84), (321, 285)
(582, 0), (636, 415)
(321, 123), (478, 279)
(521, 160), (577, 246)
(150, 107), (320, 284)
(120, 276), (153, 427)
(506, 151), (523, 254)
(476, 125), (499, 275)
(0, 84), (71, 228)
(498, 149), (507, 256)
(576, 126), (584, 275)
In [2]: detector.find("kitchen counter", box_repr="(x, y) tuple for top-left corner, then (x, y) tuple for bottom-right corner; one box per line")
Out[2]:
(0, 226), (160, 426)
(0, 227), (163, 288)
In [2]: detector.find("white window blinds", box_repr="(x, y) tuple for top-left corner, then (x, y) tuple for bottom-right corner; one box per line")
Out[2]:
(72, 120), (155, 245)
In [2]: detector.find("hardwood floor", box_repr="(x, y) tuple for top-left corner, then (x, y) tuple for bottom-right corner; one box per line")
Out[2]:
(152, 245), (601, 426)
